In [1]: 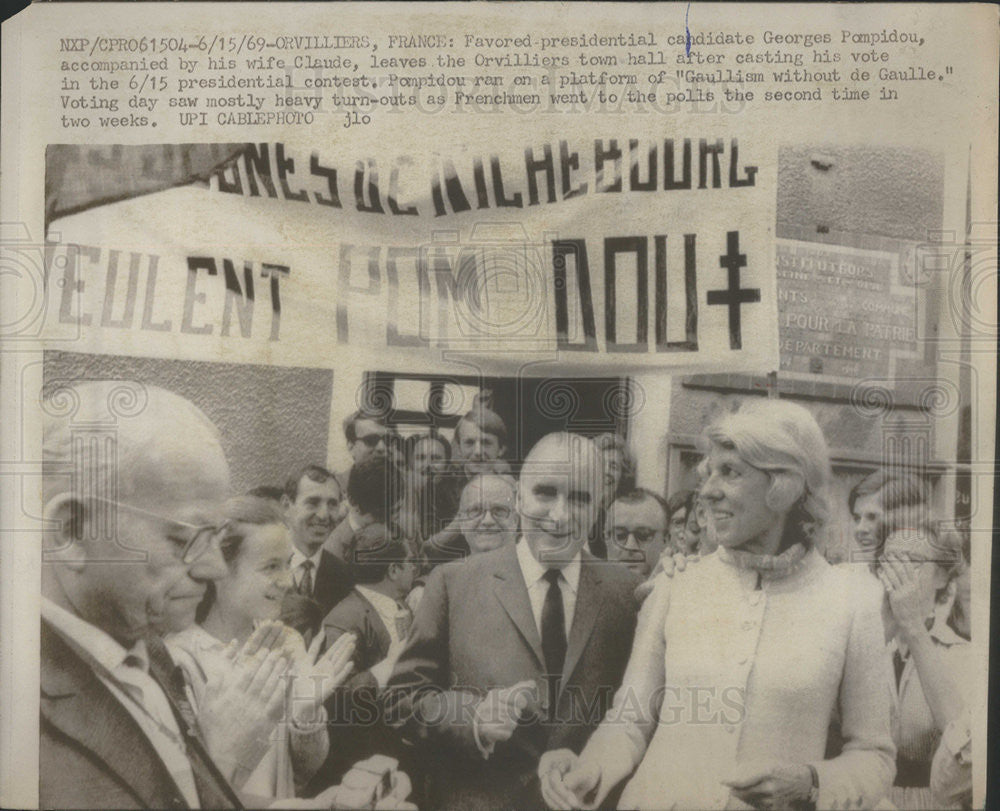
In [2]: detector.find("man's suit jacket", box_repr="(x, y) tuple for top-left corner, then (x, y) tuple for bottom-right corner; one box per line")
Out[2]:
(384, 543), (639, 811)
(282, 549), (354, 641)
(310, 589), (398, 791)
(40, 619), (240, 810)
(321, 588), (392, 682)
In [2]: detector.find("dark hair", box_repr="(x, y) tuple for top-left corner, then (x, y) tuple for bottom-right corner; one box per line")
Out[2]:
(666, 489), (694, 517)
(611, 488), (670, 524)
(284, 464), (338, 502)
(406, 432), (451, 467)
(347, 457), (398, 523)
(593, 433), (638, 494)
(246, 485), (284, 503)
(455, 406), (507, 447)
(349, 523), (409, 584)
(196, 496), (287, 623)
(848, 469), (928, 515)
(343, 409), (388, 444)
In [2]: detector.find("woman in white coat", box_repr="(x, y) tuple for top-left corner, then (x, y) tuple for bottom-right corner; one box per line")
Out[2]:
(539, 399), (896, 810)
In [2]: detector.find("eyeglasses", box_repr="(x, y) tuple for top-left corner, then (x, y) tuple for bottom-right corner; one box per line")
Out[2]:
(609, 527), (661, 546)
(461, 505), (513, 522)
(91, 497), (230, 564)
(358, 432), (388, 448)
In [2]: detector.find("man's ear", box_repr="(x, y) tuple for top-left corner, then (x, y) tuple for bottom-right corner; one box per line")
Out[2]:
(42, 494), (89, 571)
(280, 493), (292, 511)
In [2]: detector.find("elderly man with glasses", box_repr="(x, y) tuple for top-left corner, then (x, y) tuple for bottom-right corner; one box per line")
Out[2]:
(40, 381), (414, 811)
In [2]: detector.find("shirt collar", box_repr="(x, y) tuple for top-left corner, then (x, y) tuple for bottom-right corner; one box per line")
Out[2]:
(42, 596), (150, 675)
(929, 616), (966, 647)
(515, 538), (581, 594)
(355, 585), (404, 619)
(290, 545), (324, 572)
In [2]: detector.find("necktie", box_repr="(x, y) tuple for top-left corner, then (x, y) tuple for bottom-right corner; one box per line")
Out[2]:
(144, 635), (244, 809)
(395, 601), (414, 638)
(541, 569), (567, 715)
(299, 559), (315, 595)
(893, 648), (907, 689)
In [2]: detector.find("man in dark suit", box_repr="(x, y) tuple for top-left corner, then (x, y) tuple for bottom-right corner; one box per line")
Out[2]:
(281, 464), (353, 640)
(315, 525), (417, 788)
(40, 381), (249, 810)
(385, 432), (640, 811)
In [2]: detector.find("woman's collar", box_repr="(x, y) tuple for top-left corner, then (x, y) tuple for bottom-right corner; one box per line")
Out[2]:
(717, 541), (809, 581)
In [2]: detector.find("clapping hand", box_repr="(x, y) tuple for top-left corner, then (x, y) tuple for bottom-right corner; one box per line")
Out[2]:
(289, 631), (356, 713)
(538, 749), (602, 810)
(201, 637), (291, 785)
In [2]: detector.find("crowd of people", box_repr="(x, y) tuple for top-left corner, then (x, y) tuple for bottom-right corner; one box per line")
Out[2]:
(40, 380), (973, 810)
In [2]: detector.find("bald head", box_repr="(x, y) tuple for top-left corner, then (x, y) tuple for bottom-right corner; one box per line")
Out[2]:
(517, 432), (601, 566)
(42, 380), (232, 644)
(458, 474), (518, 554)
(43, 380), (229, 508)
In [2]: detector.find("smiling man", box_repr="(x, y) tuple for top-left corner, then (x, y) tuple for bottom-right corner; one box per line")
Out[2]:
(385, 432), (639, 811)
(604, 489), (670, 578)
(281, 464), (353, 640)
(455, 474), (519, 555)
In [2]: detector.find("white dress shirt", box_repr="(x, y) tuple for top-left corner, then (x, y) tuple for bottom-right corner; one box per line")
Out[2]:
(473, 541), (583, 759)
(42, 598), (200, 808)
(289, 546), (324, 594)
(355, 585), (412, 688)
(355, 585), (408, 648)
(515, 538), (581, 638)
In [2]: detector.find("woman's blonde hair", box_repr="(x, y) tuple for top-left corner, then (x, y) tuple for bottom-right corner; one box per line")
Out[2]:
(699, 399), (831, 545)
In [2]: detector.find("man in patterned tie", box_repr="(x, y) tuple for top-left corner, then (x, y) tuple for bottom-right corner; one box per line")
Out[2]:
(385, 432), (640, 810)
(40, 380), (270, 809)
(281, 464), (353, 640)
(40, 381), (414, 811)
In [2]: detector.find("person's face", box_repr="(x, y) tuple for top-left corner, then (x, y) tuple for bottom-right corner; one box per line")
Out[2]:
(284, 476), (341, 555)
(700, 444), (783, 553)
(350, 418), (388, 464)
(214, 522), (294, 625)
(517, 437), (600, 567)
(598, 447), (624, 504)
(454, 421), (504, 475)
(606, 499), (668, 577)
(73, 440), (231, 644)
(390, 558), (418, 597)
(412, 437), (448, 483)
(458, 477), (518, 554)
(681, 503), (701, 554)
(852, 492), (885, 556)
(668, 506), (687, 552)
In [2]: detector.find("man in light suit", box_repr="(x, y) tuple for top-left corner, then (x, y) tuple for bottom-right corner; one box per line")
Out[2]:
(384, 432), (640, 811)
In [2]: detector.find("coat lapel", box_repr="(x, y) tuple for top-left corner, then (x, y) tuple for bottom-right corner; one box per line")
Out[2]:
(41, 621), (188, 809)
(355, 591), (392, 663)
(493, 546), (545, 669)
(560, 561), (601, 690)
